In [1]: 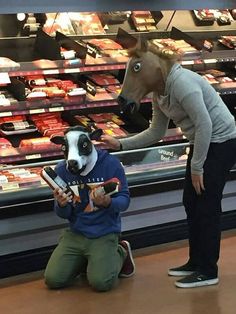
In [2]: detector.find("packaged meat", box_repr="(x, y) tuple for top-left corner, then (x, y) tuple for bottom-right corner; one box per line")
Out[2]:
(19, 137), (54, 150)
(87, 74), (120, 86)
(0, 138), (12, 149)
(25, 76), (47, 87)
(70, 13), (105, 35)
(0, 57), (20, 71)
(47, 89), (66, 98)
(26, 91), (47, 101)
(67, 88), (86, 97)
(86, 87), (114, 101)
(95, 122), (127, 137)
(88, 113), (124, 125)
(0, 95), (11, 106)
(0, 120), (37, 135)
(74, 115), (93, 127)
(87, 38), (123, 50)
(0, 115), (26, 123)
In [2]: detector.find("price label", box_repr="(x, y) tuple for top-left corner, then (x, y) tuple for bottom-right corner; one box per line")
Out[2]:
(29, 108), (45, 114)
(0, 111), (12, 117)
(43, 69), (60, 75)
(203, 59), (217, 64)
(1, 182), (19, 191)
(49, 107), (64, 112)
(26, 154), (41, 160)
(64, 68), (80, 74)
(181, 60), (194, 65)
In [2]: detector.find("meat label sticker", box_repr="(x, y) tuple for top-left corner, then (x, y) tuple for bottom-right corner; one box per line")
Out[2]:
(1, 182), (19, 191)
(26, 154), (41, 160)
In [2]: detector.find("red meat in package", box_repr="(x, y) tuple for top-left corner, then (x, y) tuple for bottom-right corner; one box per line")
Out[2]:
(88, 113), (124, 125)
(19, 137), (57, 150)
(87, 74), (120, 86)
(74, 115), (93, 127)
(0, 137), (12, 149)
(86, 87), (114, 101)
(87, 38), (123, 50)
(95, 122), (127, 137)
(31, 112), (69, 136)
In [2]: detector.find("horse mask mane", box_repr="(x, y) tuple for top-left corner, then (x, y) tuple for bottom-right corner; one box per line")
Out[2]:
(51, 126), (103, 176)
(128, 40), (180, 61)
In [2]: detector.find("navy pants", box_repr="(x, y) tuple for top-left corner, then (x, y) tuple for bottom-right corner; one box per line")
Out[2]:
(183, 138), (236, 277)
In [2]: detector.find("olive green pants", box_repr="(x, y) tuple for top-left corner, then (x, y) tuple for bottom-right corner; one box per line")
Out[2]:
(44, 229), (126, 292)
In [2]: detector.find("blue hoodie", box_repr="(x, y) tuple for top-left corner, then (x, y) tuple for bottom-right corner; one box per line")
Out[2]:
(54, 149), (130, 238)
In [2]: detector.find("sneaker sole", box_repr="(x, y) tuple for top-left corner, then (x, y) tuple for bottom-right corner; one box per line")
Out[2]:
(175, 278), (219, 288)
(119, 240), (136, 278)
(168, 270), (195, 277)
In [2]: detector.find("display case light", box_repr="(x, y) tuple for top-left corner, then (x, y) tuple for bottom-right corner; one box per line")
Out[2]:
(17, 13), (26, 21)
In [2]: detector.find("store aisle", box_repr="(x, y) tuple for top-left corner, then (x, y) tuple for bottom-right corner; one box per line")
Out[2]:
(1, 230), (236, 314)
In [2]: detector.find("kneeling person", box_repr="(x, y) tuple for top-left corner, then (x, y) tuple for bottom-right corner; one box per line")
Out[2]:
(44, 126), (135, 292)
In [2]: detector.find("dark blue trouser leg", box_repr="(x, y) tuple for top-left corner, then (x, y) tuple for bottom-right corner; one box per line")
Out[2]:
(183, 139), (236, 277)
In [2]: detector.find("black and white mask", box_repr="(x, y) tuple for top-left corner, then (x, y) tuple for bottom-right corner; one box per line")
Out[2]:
(51, 126), (103, 175)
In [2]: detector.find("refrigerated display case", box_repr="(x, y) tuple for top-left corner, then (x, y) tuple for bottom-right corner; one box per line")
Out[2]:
(0, 1), (236, 278)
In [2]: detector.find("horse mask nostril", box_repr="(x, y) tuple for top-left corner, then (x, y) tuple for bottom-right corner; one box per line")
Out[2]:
(118, 96), (137, 116)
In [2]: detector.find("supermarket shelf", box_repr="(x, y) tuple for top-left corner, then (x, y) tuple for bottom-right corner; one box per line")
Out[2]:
(0, 60), (127, 78)
(0, 149), (63, 164)
(0, 46), (235, 79)
(0, 98), (151, 117)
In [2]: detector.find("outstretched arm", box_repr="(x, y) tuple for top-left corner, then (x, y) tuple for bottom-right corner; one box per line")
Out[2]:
(101, 98), (169, 151)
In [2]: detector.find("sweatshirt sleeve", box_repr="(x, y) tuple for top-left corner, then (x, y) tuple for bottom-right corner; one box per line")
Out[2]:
(53, 163), (74, 219)
(119, 98), (169, 151)
(105, 159), (130, 213)
(180, 91), (212, 175)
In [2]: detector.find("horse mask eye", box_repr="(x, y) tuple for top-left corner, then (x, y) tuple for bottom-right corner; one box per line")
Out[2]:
(133, 62), (141, 72)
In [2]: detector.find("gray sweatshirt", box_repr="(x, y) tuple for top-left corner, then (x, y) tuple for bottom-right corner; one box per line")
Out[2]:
(120, 64), (236, 175)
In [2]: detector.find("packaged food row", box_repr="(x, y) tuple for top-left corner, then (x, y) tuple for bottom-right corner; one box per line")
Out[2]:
(151, 38), (200, 58)
(75, 113), (127, 137)
(30, 112), (69, 137)
(23, 76), (86, 102)
(131, 11), (157, 32)
(198, 70), (236, 90)
(84, 73), (122, 101)
(193, 9), (235, 26)
(218, 36), (236, 49)
(0, 166), (45, 191)
(0, 115), (36, 136)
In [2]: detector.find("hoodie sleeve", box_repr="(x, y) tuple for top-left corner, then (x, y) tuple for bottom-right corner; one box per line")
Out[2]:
(120, 97), (169, 150)
(53, 163), (75, 219)
(104, 158), (130, 213)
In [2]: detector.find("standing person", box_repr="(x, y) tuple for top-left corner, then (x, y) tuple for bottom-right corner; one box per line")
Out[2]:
(44, 127), (135, 292)
(101, 45), (236, 288)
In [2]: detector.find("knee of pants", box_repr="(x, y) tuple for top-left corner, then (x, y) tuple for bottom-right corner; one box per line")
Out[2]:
(88, 273), (116, 292)
(44, 274), (68, 289)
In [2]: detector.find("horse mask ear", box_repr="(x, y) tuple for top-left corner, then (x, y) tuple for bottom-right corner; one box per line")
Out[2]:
(136, 36), (148, 52)
(89, 129), (103, 141)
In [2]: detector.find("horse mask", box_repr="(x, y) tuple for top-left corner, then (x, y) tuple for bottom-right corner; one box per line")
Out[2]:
(118, 38), (177, 116)
(51, 126), (103, 175)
